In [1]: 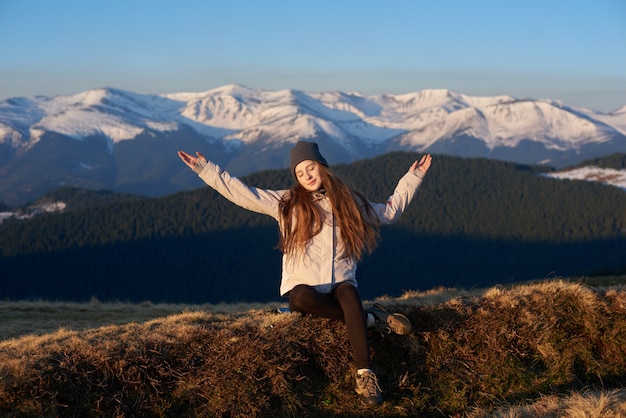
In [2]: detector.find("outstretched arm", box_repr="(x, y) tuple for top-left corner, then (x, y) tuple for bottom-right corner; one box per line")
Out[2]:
(364, 154), (433, 225)
(177, 149), (283, 219)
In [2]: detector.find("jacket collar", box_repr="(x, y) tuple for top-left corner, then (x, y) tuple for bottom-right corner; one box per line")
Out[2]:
(310, 188), (326, 201)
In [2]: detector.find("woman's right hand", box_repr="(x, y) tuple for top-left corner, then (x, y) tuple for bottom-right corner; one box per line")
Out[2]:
(409, 154), (432, 174)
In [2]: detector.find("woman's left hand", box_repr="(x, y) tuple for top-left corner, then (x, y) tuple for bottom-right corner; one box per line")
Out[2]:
(410, 154), (432, 174)
(177, 150), (207, 170)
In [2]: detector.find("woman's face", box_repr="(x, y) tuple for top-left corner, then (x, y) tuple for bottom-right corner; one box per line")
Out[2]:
(295, 160), (323, 191)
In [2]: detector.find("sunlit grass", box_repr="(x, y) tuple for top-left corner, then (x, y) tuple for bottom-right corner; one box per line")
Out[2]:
(0, 297), (285, 341)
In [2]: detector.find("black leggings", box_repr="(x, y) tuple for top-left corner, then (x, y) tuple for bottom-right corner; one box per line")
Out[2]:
(288, 282), (371, 370)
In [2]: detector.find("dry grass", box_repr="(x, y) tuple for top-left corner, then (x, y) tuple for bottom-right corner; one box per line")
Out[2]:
(468, 389), (626, 417)
(1, 279), (625, 417)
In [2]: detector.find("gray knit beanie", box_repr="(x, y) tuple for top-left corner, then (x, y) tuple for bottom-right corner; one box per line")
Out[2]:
(289, 141), (328, 179)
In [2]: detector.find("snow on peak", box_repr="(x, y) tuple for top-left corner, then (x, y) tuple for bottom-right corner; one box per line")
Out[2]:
(0, 200), (67, 224)
(34, 89), (146, 147)
(166, 84), (261, 103)
(0, 87), (186, 150)
(545, 166), (626, 191)
(66, 88), (109, 106)
(373, 89), (513, 113)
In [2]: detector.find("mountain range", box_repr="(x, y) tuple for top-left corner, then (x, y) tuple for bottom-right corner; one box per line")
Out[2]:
(1, 84), (625, 206)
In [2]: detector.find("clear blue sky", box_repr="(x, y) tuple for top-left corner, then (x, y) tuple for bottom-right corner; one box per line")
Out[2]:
(1, 0), (624, 111)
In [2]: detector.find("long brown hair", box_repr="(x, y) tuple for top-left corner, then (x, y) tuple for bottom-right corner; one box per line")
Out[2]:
(278, 163), (379, 261)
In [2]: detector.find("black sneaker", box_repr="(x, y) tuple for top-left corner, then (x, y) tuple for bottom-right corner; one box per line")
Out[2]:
(368, 303), (412, 335)
(355, 370), (383, 406)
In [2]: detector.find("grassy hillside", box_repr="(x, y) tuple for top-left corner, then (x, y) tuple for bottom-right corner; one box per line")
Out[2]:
(1, 279), (625, 417)
(1, 153), (625, 303)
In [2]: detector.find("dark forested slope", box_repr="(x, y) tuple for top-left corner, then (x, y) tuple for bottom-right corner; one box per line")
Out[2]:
(1, 153), (625, 303)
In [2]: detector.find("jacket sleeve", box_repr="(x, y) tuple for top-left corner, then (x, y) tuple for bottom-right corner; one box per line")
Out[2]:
(196, 160), (284, 220)
(364, 170), (425, 225)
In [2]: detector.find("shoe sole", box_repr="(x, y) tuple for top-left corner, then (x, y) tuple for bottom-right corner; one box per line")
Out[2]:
(371, 304), (412, 335)
(387, 313), (412, 335)
(357, 394), (383, 406)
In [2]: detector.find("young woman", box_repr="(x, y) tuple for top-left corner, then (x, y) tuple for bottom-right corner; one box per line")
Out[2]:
(177, 141), (432, 406)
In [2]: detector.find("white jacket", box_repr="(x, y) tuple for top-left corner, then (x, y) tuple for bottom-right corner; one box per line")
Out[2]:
(197, 161), (425, 296)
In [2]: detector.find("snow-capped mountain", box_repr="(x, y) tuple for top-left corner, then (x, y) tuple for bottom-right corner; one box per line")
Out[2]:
(1, 84), (625, 205)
